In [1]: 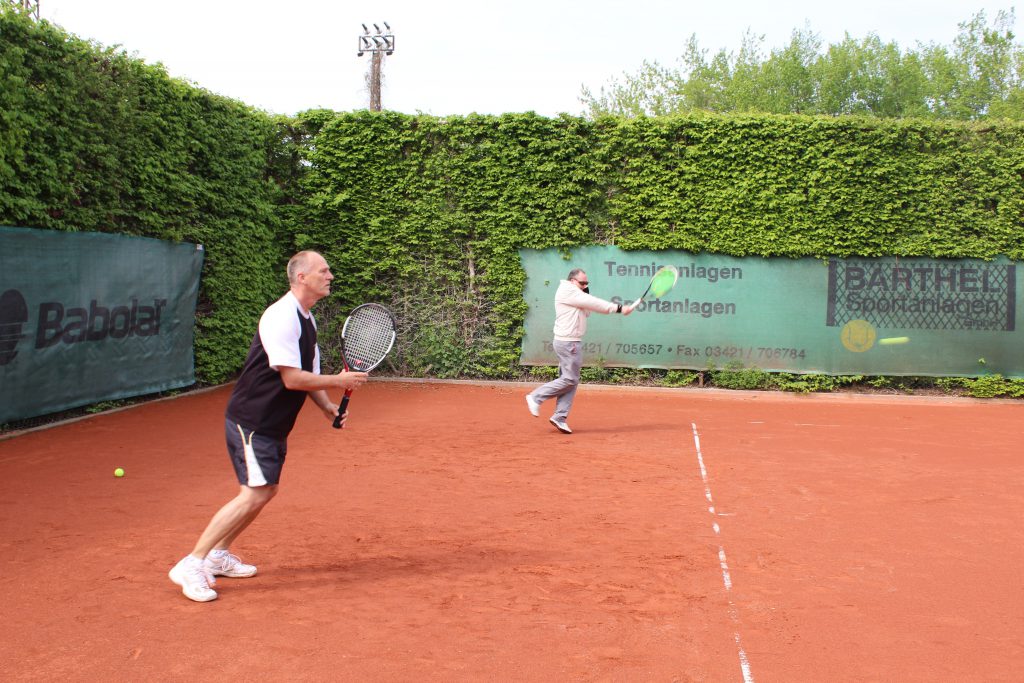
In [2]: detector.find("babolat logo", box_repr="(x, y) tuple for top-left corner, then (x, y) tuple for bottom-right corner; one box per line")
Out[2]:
(34, 298), (168, 348)
(0, 289), (29, 366)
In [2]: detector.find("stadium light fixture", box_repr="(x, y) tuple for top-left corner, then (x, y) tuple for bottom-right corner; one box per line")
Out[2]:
(357, 21), (395, 57)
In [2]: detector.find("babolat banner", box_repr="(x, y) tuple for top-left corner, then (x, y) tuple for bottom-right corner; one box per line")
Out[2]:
(0, 227), (204, 423)
(520, 247), (1023, 378)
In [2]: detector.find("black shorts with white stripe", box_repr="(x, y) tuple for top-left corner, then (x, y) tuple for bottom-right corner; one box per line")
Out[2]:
(224, 418), (287, 486)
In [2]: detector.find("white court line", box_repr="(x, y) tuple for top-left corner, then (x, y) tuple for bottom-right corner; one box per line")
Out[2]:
(692, 422), (755, 683)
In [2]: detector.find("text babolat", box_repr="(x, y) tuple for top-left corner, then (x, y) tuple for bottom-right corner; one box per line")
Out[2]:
(34, 298), (168, 347)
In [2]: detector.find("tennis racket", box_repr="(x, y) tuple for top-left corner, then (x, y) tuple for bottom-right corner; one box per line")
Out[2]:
(332, 303), (397, 429)
(633, 265), (679, 306)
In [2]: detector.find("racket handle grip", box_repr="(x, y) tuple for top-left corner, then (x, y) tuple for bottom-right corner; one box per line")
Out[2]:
(332, 393), (351, 429)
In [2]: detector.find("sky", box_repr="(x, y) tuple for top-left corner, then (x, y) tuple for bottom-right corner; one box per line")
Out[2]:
(40, 0), (1017, 118)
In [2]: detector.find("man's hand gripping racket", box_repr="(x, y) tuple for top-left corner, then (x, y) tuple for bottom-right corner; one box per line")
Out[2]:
(332, 303), (397, 429)
(631, 265), (679, 309)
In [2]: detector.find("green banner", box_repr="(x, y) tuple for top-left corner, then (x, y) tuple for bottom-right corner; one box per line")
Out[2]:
(520, 247), (1022, 378)
(0, 227), (204, 423)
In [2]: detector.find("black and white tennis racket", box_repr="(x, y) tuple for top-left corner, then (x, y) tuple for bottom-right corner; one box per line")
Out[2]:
(332, 303), (397, 429)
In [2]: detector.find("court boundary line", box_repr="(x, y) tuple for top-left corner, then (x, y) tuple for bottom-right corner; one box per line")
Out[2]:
(691, 421), (755, 683)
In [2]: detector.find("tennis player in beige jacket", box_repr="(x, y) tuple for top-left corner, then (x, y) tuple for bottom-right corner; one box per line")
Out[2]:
(525, 268), (636, 434)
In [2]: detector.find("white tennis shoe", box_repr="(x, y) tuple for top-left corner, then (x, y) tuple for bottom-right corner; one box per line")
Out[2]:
(549, 418), (572, 434)
(525, 394), (541, 417)
(205, 551), (258, 578)
(169, 556), (218, 602)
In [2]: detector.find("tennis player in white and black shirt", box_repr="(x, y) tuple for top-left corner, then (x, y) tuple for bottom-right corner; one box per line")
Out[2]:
(168, 251), (367, 602)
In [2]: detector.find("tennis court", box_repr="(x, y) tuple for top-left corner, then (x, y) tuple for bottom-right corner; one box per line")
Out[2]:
(2, 381), (1022, 681)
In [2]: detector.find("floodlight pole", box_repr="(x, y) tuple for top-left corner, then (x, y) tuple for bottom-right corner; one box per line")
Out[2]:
(357, 22), (394, 112)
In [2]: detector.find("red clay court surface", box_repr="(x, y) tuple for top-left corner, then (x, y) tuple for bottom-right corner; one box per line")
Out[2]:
(2, 380), (1023, 681)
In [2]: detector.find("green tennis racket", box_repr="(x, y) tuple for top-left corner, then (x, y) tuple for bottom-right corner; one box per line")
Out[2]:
(633, 265), (679, 306)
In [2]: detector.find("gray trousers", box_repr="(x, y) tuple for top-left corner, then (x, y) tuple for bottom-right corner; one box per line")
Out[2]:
(529, 340), (582, 421)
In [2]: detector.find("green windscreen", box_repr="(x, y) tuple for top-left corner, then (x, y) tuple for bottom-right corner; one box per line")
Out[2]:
(520, 247), (1022, 378)
(0, 227), (204, 423)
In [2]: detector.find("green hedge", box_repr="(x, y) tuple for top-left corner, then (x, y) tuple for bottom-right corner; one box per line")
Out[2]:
(599, 115), (1024, 258)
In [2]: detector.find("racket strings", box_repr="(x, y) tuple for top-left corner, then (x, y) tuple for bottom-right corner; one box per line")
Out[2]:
(343, 306), (396, 372)
(649, 267), (679, 298)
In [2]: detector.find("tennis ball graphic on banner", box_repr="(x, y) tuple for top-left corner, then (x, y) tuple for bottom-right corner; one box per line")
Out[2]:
(840, 319), (876, 352)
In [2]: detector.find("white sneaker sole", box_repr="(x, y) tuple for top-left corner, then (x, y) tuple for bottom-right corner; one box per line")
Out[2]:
(169, 565), (218, 602)
(525, 395), (540, 417)
(549, 418), (572, 434)
(210, 565), (258, 578)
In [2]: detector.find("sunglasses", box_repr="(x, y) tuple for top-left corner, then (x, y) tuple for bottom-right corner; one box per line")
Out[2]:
(574, 279), (589, 287)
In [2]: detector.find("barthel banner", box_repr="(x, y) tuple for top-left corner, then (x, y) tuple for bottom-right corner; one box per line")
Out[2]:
(519, 246), (1022, 378)
(0, 227), (204, 423)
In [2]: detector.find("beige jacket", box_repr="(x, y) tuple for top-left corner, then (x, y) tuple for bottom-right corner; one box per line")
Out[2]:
(552, 280), (618, 341)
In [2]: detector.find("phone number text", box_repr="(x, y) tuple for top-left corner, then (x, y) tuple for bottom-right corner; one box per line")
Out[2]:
(542, 341), (807, 360)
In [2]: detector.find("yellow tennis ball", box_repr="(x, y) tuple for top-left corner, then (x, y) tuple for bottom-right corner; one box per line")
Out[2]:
(114, 467), (125, 477)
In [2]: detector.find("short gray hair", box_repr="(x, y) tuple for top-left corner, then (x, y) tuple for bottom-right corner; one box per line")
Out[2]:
(287, 251), (320, 284)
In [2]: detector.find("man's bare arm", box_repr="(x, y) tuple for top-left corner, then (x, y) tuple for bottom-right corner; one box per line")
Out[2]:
(278, 366), (368, 393)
